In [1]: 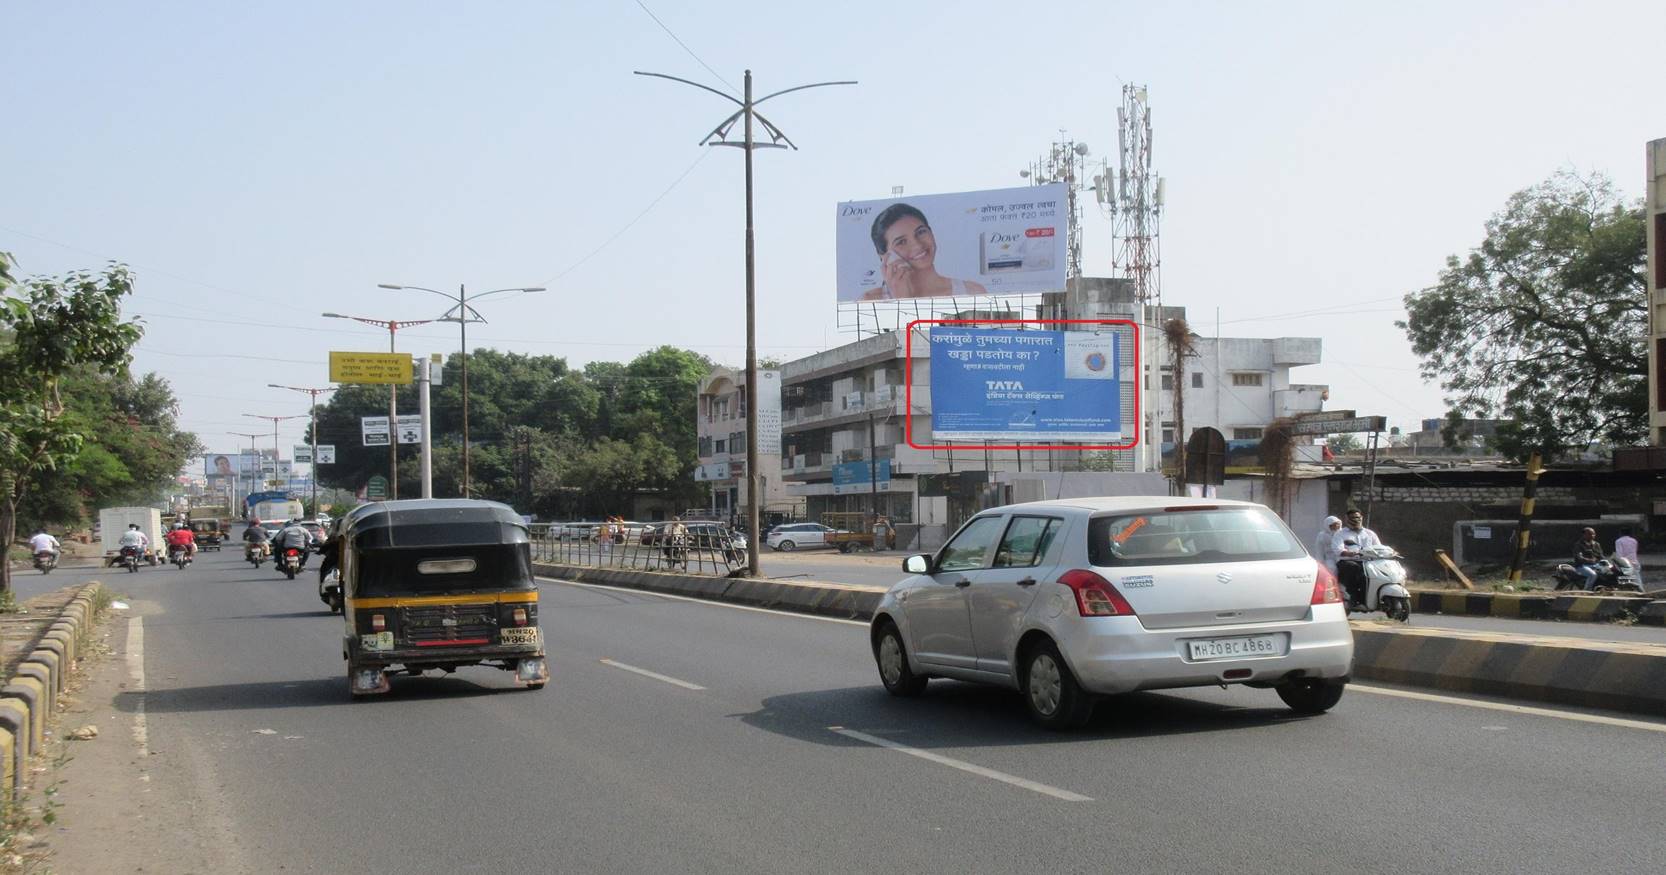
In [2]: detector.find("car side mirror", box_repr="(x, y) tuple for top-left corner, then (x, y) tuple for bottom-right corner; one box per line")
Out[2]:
(903, 554), (931, 575)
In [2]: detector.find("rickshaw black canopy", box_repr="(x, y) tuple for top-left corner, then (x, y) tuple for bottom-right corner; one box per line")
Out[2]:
(342, 499), (534, 596)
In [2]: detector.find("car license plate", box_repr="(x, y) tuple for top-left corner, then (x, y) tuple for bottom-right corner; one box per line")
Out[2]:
(499, 627), (540, 646)
(1187, 635), (1278, 661)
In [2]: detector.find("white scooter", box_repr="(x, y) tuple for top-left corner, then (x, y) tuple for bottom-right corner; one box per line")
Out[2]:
(1337, 543), (1412, 622)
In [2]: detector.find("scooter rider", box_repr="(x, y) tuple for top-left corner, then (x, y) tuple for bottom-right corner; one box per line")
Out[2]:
(1331, 509), (1381, 607)
(242, 519), (272, 557)
(1570, 527), (1603, 591)
(28, 529), (60, 562)
(272, 519), (314, 569)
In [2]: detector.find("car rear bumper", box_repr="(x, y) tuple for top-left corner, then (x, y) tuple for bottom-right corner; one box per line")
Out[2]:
(1053, 606), (1354, 694)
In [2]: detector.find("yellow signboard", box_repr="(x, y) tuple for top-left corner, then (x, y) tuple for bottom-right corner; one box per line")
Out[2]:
(329, 351), (413, 385)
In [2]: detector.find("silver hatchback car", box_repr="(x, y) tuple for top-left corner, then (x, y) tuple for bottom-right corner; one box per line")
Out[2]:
(870, 497), (1354, 729)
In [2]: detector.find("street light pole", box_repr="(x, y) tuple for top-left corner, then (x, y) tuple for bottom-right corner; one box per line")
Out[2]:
(322, 312), (435, 501)
(227, 431), (265, 514)
(378, 283), (544, 498)
(269, 385), (335, 515)
(241, 414), (305, 499)
(635, 68), (855, 578)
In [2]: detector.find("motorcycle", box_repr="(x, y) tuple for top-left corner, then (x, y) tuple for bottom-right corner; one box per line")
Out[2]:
(32, 551), (57, 575)
(120, 545), (142, 574)
(1336, 544), (1412, 622)
(279, 546), (303, 580)
(246, 542), (268, 567)
(169, 545), (192, 569)
(1552, 556), (1641, 593)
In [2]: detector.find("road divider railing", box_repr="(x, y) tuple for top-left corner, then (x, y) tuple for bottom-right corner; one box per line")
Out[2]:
(531, 529), (741, 577)
(1, 581), (110, 808)
(535, 564), (1666, 718)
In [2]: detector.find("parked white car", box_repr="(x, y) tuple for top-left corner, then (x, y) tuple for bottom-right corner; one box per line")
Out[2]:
(765, 523), (841, 552)
(869, 497), (1354, 729)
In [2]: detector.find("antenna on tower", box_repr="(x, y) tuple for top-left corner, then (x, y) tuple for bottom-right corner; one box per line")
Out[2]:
(1112, 84), (1162, 304)
(1019, 131), (1097, 278)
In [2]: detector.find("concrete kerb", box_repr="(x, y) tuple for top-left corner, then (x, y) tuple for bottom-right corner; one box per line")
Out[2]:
(1408, 588), (1655, 624)
(538, 563), (1666, 718)
(0, 581), (108, 807)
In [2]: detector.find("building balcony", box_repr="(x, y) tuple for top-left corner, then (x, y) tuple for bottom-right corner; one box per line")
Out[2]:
(1275, 385), (1328, 418)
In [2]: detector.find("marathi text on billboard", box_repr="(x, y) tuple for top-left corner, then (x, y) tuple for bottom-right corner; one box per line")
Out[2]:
(835, 184), (1068, 303)
(330, 351), (413, 385)
(925, 326), (1122, 443)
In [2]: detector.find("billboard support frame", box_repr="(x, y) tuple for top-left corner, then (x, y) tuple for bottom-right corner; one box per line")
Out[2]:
(904, 318), (1141, 452)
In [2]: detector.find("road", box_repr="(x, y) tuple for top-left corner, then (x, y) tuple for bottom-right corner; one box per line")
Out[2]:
(49, 547), (1666, 874)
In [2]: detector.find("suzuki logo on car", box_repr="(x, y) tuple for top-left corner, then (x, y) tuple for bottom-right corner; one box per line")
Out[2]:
(1216, 571), (1233, 584)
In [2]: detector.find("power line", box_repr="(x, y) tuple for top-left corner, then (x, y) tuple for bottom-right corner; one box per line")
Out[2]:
(537, 150), (712, 286)
(631, 0), (737, 93)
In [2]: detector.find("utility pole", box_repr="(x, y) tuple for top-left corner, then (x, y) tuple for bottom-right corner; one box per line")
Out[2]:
(322, 312), (435, 501)
(268, 385), (335, 514)
(868, 412), (879, 521)
(241, 414), (305, 497)
(1507, 451), (1545, 583)
(227, 431), (265, 514)
(418, 358), (434, 499)
(635, 68), (855, 578)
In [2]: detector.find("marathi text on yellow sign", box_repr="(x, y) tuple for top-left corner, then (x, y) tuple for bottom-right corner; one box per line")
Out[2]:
(329, 351), (413, 385)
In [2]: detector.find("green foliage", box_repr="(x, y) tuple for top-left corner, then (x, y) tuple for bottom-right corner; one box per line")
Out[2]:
(1325, 433), (1360, 453)
(1399, 170), (1646, 461)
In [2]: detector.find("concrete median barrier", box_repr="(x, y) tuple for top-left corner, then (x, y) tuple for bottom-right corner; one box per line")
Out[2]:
(1409, 588), (1657, 624)
(0, 581), (110, 809)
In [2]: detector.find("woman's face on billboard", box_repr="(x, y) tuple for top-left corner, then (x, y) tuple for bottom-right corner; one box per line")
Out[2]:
(883, 216), (935, 270)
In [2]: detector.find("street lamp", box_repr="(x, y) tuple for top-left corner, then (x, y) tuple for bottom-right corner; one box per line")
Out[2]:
(227, 431), (265, 513)
(321, 312), (435, 501)
(635, 68), (854, 578)
(378, 283), (544, 499)
(268, 384), (336, 514)
(241, 414), (305, 496)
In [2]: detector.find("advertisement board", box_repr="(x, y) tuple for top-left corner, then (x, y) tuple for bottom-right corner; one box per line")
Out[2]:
(362, 416), (390, 446)
(204, 452), (260, 478)
(294, 445), (313, 464)
(925, 325), (1122, 443)
(836, 183), (1067, 303)
(756, 370), (782, 455)
(315, 445), (336, 464)
(832, 459), (891, 495)
(330, 351), (413, 385)
(395, 414), (422, 445)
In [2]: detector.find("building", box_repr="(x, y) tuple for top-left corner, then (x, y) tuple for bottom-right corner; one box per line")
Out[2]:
(692, 367), (799, 522)
(778, 277), (1328, 548)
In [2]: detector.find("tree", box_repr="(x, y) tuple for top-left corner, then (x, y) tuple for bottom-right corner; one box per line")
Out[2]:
(1399, 170), (1646, 461)
(1326, 433), (1361, 453)
(1, 255), (145, 599)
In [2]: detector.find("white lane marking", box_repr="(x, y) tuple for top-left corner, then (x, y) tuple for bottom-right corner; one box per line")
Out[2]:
(830, 727), (1093, 802)
(127, 616), (149, 757)
(541, 577), (870, 626)
(598, 658), (706, 690)
(1352, 684), (1666, 734)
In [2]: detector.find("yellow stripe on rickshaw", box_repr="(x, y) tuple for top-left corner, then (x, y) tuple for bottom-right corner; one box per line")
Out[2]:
(349, 591), (539, 609)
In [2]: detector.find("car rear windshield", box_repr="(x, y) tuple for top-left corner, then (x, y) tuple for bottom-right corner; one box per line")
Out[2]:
(1088, 506), (1307, 567)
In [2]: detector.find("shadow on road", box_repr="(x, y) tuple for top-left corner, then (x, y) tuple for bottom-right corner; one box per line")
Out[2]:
(735, 681), (1309, 749)
(114, 672), (524, 713)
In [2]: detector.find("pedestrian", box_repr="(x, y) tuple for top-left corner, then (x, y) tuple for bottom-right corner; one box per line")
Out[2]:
(872, 515), (890, 553)
(1614, 527), (1641, 581)
(1312, 515), (1343, 576)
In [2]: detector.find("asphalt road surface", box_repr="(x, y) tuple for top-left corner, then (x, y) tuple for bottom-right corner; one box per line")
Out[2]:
(50, 547), (1666, 874)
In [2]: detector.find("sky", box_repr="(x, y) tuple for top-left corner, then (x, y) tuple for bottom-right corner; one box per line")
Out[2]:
(3, 0), (1661, 465)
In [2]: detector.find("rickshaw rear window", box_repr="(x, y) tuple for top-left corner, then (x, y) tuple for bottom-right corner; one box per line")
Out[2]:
(354, 543), (532, 594)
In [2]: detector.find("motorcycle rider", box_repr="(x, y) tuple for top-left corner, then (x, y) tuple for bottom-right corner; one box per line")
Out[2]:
(163, 523), (197, 561)
(242, 518), (272, 558)
(118, 523), (150, 564)
(1570, 527), (1603, 591)
(1331, 509), (1381, 607)
(29, 528), (61, 561)
(272, 519), (314, 569)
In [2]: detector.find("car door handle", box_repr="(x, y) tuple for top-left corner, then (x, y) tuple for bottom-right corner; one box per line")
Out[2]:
(950, 577), (971, 588)
(1016, 577), (1037, 587)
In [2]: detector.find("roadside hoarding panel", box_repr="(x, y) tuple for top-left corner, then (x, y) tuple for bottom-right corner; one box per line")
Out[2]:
(928, 326), (1121, 442)
(330, 351), (413, 385)
(293, 445), (312, 464)
(362, 416), (390, 446)
(832, 460), (891, 495)
(396, 414), (422, 445)
(836, 184), (1068, 303)
(315, 445), (336, 464)
(1287, 415), (1387, 436)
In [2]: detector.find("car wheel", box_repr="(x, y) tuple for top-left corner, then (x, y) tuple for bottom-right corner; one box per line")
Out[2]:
(1276, 679), (1345, 714)
(775, 540), (796, 552)
(1021, 639), (1094, 729)
(873, 621), (926, 697)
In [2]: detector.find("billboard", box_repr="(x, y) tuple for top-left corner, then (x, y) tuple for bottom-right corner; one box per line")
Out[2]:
(832, 460), (891, 495)
(330, 351), (413, 385)
(836, 184), (1067, 303)
(926, 325), (1122, 443)
(756, 370), (782, 455)
(204, 452), (260, 478)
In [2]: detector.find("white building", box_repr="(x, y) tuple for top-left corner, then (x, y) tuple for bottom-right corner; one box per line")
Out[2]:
(692, 367), (799, 522)
(778, 277), (1328, 548)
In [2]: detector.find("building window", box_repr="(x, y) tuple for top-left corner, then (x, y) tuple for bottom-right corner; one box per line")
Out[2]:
(1161, 429), (1174, 443)
(698, 436), (712, 456)
(714, 439), (727, 454)
(1233, 427), (1263, 440)
(1191, 372), (1204, 388)
(1160, 374), (1173, 391)
(1231, 372), (1264, 387)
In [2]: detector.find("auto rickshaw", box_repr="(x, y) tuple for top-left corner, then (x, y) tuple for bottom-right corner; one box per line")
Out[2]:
(190, 518), (224, 551)
(338, 499), (548, 697)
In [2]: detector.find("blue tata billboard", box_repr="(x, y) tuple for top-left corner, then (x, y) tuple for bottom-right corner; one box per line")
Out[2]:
(917, 323), (1128, 447)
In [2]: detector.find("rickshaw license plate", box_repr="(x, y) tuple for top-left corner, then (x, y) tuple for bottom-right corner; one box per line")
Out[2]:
(500, 628), (540, 646)
(361, 631), (394, 651)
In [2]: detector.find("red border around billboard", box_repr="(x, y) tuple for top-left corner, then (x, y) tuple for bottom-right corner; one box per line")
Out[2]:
(904, 318), (1140, 452)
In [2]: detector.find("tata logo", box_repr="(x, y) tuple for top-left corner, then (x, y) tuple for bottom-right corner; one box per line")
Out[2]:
(986, 380), (1024, 391)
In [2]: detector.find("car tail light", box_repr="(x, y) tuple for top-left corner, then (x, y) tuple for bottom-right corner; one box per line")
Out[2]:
(371, 613), (386, 632)
(1058, 569), (1136, 617)
(1311, 564), (1342, 605)
(511, 608), (528, 627)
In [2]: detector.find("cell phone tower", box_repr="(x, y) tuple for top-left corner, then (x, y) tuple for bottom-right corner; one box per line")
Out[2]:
(1110, 85), (1163, 302)
(1019, 134), (1096, 279)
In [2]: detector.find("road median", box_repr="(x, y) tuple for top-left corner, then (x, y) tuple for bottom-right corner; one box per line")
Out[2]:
(0, 581), (111, 805)
(539, 563), (1666, 717)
